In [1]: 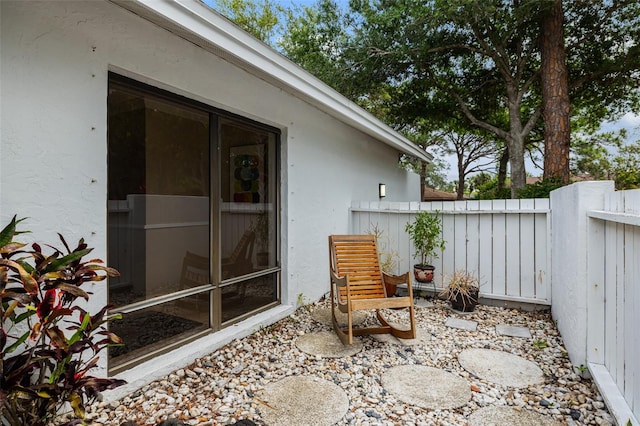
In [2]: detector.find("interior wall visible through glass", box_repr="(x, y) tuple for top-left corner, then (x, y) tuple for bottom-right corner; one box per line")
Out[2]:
(107, 74), (280, 373)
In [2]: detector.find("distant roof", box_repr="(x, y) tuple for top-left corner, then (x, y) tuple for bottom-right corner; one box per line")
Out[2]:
(110, 0), (432, 163)
(422, 187), (458, 201)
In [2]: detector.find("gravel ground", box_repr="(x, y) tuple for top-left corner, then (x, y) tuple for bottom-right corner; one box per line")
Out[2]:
(74, 298), (614, 426)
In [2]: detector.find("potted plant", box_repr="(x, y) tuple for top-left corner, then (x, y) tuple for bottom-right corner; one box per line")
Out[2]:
(439, 269), (480, 312)
(0, 216), (126, 425)
(404, 210), (446, 283)
(368, 224), (401, 296)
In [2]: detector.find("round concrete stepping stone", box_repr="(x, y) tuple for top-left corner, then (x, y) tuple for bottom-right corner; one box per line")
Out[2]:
(257, 376), (349, 426)
(371, 326), (431, 346)
(468, 406), (563, 426)
(459, 348), (544, 388)
(295, 331), (363, 357)
(310, 307), (367, 327)
(382, 365), (471, 409)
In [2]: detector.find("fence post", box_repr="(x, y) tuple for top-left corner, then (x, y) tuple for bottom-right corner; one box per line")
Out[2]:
(549, 181), (614, 368)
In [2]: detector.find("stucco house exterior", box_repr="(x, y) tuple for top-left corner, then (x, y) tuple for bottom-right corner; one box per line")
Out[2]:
(0, 0), (428, 396)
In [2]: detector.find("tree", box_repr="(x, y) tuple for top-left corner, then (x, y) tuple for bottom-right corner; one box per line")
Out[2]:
(613, 140), (640, 189)
(338, 1), (640, 196)
(278, 0), (356, 95)
(570, 129), (624, 180)
(433, 129), (497, 200)
(540, 0), (571, 184)
(211, 0), (284, 43)
(347, 0), (543, 197)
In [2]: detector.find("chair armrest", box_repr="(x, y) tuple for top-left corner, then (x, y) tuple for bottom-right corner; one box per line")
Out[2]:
(382, 272), (410, 286)
(330, 268), (347, 287)
(382, 272), (412, 299)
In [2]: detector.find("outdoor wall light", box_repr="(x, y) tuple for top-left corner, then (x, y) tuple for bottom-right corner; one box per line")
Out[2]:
(379, 183), (386, 198)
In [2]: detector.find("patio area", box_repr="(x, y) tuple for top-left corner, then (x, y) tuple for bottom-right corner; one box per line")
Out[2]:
(75, 297), (612, 425)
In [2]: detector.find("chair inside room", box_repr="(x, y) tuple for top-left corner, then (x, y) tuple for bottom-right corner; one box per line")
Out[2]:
(222, 230), (256, 280)
(328, 234), (416, 345)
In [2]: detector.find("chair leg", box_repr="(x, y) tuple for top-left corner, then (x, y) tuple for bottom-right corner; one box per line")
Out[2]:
(331, 301), (351, 345)
(376, 308), (417, 340)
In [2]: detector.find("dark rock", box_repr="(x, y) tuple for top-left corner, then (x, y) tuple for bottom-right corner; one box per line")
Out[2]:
(120, 422), (139, 426)
(540, 399), (551, 407)
(365, 410), (381, 419)
(570, 409), (581, 420)
(228, 420), (257, 426)
(157, 419), (187, 426)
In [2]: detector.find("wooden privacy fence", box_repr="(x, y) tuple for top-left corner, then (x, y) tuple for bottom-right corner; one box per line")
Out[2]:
(586, 189), (640, 425)
(351, 199), (551, 305)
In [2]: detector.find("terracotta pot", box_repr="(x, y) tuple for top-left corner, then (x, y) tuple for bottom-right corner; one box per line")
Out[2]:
(413, 264), (435, 283)
(384, 282), (397, 297)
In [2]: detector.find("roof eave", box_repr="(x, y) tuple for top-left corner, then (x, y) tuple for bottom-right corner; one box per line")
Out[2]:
(108, 0), (432, 163)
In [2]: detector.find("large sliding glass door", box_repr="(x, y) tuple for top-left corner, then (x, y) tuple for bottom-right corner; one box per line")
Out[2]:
(107, 74), (280, 373)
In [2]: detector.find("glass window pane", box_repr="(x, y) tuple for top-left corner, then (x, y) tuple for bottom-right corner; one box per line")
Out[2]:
(221, 273), (278, 323)
(107, 82), (210, 308)
(109, 295), (210, 369)
(221, 121), (278, 279)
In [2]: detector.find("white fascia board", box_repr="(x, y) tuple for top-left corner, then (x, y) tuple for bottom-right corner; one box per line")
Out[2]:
(110, 0), (432, 163)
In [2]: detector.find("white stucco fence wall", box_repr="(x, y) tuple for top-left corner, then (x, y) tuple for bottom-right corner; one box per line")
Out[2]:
(0, 0), (420, 395)
(549, 181), (615, 368)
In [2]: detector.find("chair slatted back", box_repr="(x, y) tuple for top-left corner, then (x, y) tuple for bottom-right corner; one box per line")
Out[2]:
(329, 235), (386, 301)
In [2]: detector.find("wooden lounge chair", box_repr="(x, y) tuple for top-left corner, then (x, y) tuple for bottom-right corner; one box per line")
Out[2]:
(328, 234), (416, 345)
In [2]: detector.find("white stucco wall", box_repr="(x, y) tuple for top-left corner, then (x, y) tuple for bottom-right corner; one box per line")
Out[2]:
(0, 0), (420, 393)
(549, 181), (614, 367)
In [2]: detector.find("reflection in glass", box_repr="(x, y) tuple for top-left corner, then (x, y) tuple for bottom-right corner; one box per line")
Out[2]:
(107, 82), (210, 308)
(222, 273), (278, 323)
(109, 295), (209, 369)
(221, 120), (278, 281)
(107, 75), (281, 371)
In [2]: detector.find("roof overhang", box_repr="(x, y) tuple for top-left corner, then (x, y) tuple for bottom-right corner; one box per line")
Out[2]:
(108, 0), (432, 163)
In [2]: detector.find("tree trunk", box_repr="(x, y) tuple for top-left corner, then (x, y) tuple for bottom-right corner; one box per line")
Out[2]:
(506, 90), (528, 197)
(457, 153), (465, 200)
(420, 160), (426, 201)
(497, 148), (509, 195)
(541, 0), (571, 184)
(508, 135), (527, 198)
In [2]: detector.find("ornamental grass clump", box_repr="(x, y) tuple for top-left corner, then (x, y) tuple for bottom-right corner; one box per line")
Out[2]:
(0, 216), (126, 426)
(439, 269), (481, 312)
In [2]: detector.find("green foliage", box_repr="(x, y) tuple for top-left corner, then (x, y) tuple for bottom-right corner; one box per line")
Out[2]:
(470, 174), (511, 200)
(0, 216), (125, 425)
(212, 0), (285, 43)
(367, 224), (401, 274)
(532, 339), (548, 350)
(575, 364), (588, 375)
(471, 174), (565, 199)
(404, 211), (446, 266)
(279, 0), (358, 96)
(516, 178), (564, 199)
(571, 129), (624, 179)
(613, 140), (640, 190)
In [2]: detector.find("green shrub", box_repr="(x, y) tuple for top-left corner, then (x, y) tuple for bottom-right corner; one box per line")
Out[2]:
(0, 216), (126, 425)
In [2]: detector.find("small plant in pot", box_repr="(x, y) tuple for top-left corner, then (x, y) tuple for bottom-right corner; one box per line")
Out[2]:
(439, 269), (480, 312)
(404, 210), (446, 283)
(368, 224), (401, 296)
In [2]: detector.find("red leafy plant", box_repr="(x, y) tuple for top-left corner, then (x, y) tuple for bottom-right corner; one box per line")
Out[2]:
(0, 216), (126, 425)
